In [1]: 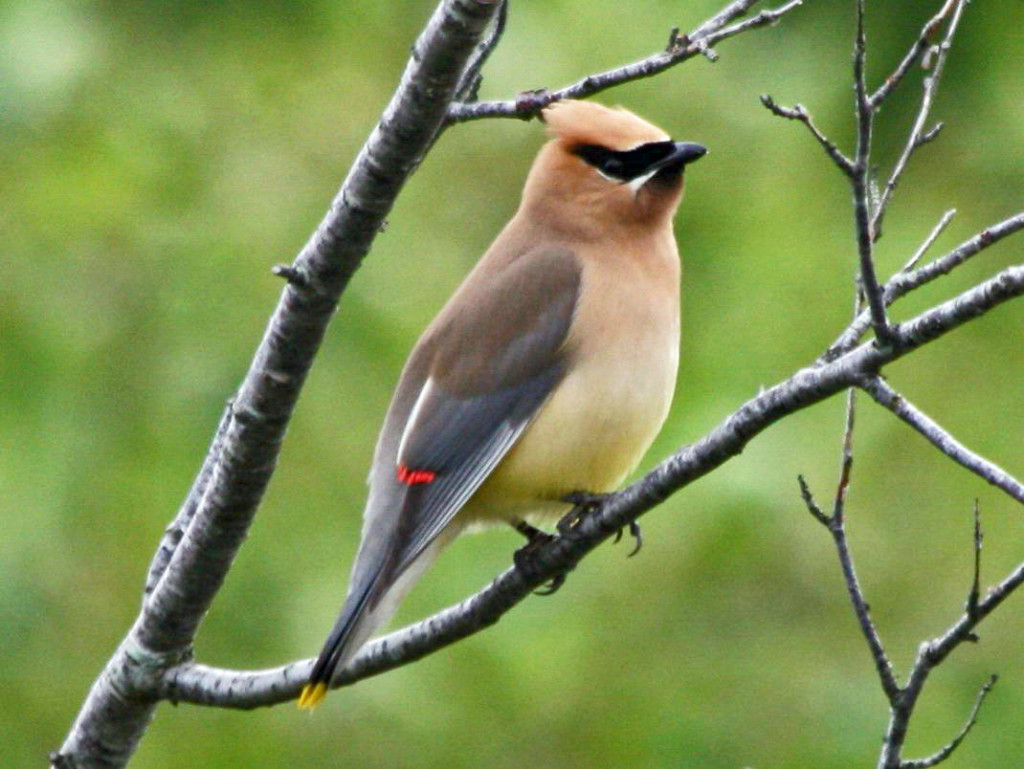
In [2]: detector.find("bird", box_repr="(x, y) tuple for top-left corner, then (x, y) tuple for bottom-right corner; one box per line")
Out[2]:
(298, 99), (706, 708)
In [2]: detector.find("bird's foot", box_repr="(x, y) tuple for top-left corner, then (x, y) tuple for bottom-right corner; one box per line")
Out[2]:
(557, 491), (610, 537)
(561, 491), (642, 556)
(612, 520), (644, 557)
(512, 520), (566, 596)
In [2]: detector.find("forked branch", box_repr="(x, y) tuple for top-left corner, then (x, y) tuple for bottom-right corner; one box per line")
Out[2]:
(56, 1), (1023, 767)
(446, 0), (803, 123)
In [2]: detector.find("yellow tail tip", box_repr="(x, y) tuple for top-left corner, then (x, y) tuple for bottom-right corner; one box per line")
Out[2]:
(298, 682), (328, 710)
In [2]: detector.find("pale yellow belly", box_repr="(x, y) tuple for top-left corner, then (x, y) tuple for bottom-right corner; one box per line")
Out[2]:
(461, 330), (678, 526)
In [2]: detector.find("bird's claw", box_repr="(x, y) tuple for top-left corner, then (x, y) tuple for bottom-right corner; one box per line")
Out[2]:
(512, 520), (567, 596)
(558, 491), (610, 537)
(619, 520), (643, 557)
(562, 491), (641, 556)
(533, 573), (566, 596)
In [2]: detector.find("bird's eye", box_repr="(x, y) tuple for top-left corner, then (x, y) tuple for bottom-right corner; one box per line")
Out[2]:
(600, 157), (624, 176)
(574, 144), (628, 180)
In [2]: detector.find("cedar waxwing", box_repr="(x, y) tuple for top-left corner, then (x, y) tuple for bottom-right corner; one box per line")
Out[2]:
(299, 100), (706, 708)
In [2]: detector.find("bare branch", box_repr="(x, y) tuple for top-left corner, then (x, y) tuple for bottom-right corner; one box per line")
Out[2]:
(902, 208), (956, 272)
(829, 490), (902, 704)
(805, 385), (902, 703)
(861, 377), (1024, 506)
(852, 0), (894, 347)
(879, 500), (1022, 768)
(823, 211), (1024, 362)
(871, 0), (967, 239)
(145, 401), (233, 594)
(759, 95), (854, 176)
(709, 0), (802, 45)
(454, 0), (508, 102)
(798, 475), (831, 527)
(891, 212), (1024, 294)
(899, 675), (998, 769)
(446, 0), (803, 123)
(967, 500), (982, 621)
(54, 1), (505, 765)
(157, 263), (1024, 709)
(688, 0), (771, 39)
(834, 386), (857, 520)
(869, 0), (957, 109)
(932, 554), (1024, 664)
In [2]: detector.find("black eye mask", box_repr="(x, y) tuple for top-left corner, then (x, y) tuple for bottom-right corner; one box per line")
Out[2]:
(574, 141), (679, 182)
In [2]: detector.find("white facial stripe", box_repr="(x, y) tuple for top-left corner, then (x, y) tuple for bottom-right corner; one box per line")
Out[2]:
(588, 136), (674, 188)
(627, 168), (660, 194)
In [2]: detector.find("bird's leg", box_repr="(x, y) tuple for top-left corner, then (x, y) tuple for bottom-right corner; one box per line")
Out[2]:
(513, 519), (552, 544)
(557, 491), (610, 536)
(511, 520), (565, 596)
(561, 491), (642, 556)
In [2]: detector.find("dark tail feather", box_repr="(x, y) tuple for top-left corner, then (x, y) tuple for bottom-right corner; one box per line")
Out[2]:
(298, 576), (381, 709)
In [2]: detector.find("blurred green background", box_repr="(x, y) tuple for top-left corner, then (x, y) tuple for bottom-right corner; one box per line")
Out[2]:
(3, 0), (1023, 766)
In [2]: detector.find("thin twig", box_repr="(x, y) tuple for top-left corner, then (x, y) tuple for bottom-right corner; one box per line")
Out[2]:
(813, 384), (902, 702)
(898, 675), (998, 769)
(688, 0), (766, 39)
(871, 0), (967, 240)
(966, 500), (982, 621)
(709, 0), (801, 44)
(830, 494), (902, 703)
(822, 211), (1024, 362)
(454, 0), (508, 101)
(759, 95), (854, 176)
(861, 377), (1024, 506)
(851, 0), (893, 348)
(902, 208), (956, 272)
(798, 475), (830, 526)
(878, 499), (1022, 767)
(446, 0), (803, 122)
(869, 0), (957, 109)
(834, 386), (856, 518)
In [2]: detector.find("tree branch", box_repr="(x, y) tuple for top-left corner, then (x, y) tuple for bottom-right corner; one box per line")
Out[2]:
(898, 675), (997, 769)
(759, 95), (855, 176)
(799, 388), (903, 702)
(861, 377), (1024, 506)
(902, 208), (956, 272)
(851, 0), (893, 347)
(152, 262), (1024, 709)
(878, 502), (1019, 768)
(868, 0), (957, 110)
(54, 2), (504, 766)
(454, 0), (508, 102)
(871, 0), (966, 240)
(823, 210), (1024, 362)
(446, 0), (803, 123)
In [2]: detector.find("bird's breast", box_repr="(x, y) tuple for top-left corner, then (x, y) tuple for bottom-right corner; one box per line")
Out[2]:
(465, 240), (681, 524)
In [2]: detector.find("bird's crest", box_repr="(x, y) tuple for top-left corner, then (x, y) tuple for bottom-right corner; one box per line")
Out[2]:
(542, 100), (670, 152)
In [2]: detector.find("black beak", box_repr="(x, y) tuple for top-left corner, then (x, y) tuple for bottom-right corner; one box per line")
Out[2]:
(650, 141), (708, 174)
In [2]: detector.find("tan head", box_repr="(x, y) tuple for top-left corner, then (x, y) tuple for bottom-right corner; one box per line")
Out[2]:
(520, 100), (706, 233)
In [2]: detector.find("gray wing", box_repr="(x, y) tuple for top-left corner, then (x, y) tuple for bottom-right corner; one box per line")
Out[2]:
(388, 245), (583, 575)
(305, 246), (582, 692)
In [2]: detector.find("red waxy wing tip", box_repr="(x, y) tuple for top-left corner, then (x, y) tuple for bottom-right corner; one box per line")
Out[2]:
(397, 464), (437, 485)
